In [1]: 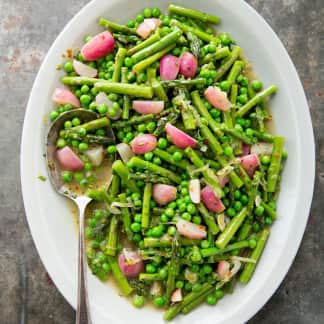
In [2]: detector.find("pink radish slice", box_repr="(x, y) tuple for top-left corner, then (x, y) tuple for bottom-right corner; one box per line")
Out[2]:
(132, 101), (164, 115)
(189, 179), (200, 204)
(81, 31), (115, 61)
(165, 123), (197, 149)
(131, 134), (157, 155)
(136, 18), (161, 39)
(52, 88), (80, 108)
(56, 146), (84, 171)
(176, 219), (207, 239)
(204, 86), (231, 111)
(171, 288), (182, 303)
(201, 186), (225, 213)
(217, 260), (230, 279)
(240, 153), (260, 177)
(118, 249), (144, 278)
(160, 54), (180, 81)
(153, 184), (177, 206)
(250, 142), (273, 156)
(179, 52), (198, 78)
(241, 144), (251, 156)
(73, 59), (97, 77)
(116, 143), (134, 163)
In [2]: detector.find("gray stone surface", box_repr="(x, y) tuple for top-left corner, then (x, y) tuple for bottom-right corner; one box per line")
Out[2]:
(0, 0), (323, 323)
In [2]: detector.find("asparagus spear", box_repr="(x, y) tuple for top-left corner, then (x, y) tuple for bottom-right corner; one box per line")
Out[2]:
(99, 17), (136, 34)
(236, 85), (278, 117)
(112, 114), (154, 128)
(106, 215), (119, 256)
(121, 67), (130, 120)
(107, 256), (133, 296)
(152, 80), (169, 101)
(153, 148), (190, 170)
(133, 44), (176, 72)
(198, 203), (220, 235)
(127, 157), (182, 184)
(119, 193), (132, 240)
(141, 183), (152, 230)
(131, 29), (182, 63)
(215, 207), (248, 249)
(185, 147), (224, 198)
(112, 160), (140, 193)
(112, 47), (127, 83)
(165, 237), (179, 305)
(129, 172), (172, 184)
(63, 133), (114, 145)
(61, 76), (104, 86)
(127, 31), (161, 56)
(94, 81), (153, 98)
(267, 136), (285, 192)
(215, 46), (242, 81)
(227, 60), (245, 85)
(201, 240), (250, 257)
(161, 78), (206, 88)
(240, 229), (269, 283)
(200, 47), (231, 64)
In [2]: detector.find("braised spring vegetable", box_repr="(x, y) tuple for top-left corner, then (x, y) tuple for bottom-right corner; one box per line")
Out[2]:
(49, 4), (287, 321)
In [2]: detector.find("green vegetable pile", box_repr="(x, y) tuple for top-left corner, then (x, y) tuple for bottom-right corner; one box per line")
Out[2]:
(51, 4), (287, 320)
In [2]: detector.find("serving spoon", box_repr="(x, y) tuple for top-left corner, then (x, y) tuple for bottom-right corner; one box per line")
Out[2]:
(46, 109), (115, 324)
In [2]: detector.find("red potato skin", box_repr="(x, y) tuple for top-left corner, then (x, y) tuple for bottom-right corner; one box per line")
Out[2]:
(217, 260), (230, 279)
(176, 219), (207, 239)
(152, 184), (177, 205)
(81, 31), (115, 61)
(240, 153), (260, 177)
(160, 54), (180, 81)
(204, 86), (231, 111)
(179, 52), (198, 78)
(52, 88), (80, 108)
(131, 134), (157, 155)
(132, 101), (164, 115)
(165, 123), (197, 149)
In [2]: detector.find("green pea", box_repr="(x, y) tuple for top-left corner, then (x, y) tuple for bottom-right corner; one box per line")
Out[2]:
(210, 109), (220, 119)
(200, 240), (210, 249)
(173, 151), (183, 162)
(78, 142), (88, 151)
(124, 57), (133, 68)
(167, 226), (176, 236)
(172, 47), (181, 56)
(253, 222), (260, 232)
(132, 233), (142, 242)
(97, 103), (108, 114)
(165, 208), (174, 217)
(184, 195), (192, 204)
(151, 225), (164, 238)
(132, 295), (145, 308)
(175, 280), (184, 289)
(84, 162), (92, 171)
(153, 296), (165, 307)
(227, 207), (236, 218)
(144, 152), (154, 161)
(64, 61), (74, 73)
(224, 146), (233, 157)
(240, 194), (249, 205)
(50, 110), (59, 121)
(208, 43), (217, 53)
(282, 151), (288, 159)
(245, 128), (254, 137)
(237, 94), (248, 104)
(220, 80), (231, 92)
(152, 7), (161, 17)
(80, 178), (88, 188)
(249, 239), (257, 249)
(134, 213), (142, 223)
(153, 157), (162, 165)
(162, 16), (171, 26)
(132, 192), (141, 201)
(131, 222), (141, 233)
(184, 282), (192, 291)
(137, 124), (146, 132)
(146, 121), (156, 132)
(80, 94), (91, 106)
(219, 32), (232, 45)
(234, 201), (243, 212)
(71, 140), (79, 148)
(255, 205), (265, 216)
(203, 264), (213, 275)
(261, 155), (271, 165)
(107, 145), (117, 154)
(182, 212), (191, 221)
(136, 14), (144, 23)
(234, 190), (242, 200)
(160, 214), (168, 223)
(71, 117), (81, 126)
(146, 263), (156, 273)
(192, 216), (202, 225)
(80, 84), (89, 94)
(252, 80), (263, 92)
(85, 228), (93, 239)
(157, 138), (167, 149)
(181, 187), (189, 196)
(56, 138), (66, 148)
(159, 267), (168, 279)
(143, 8), (152, 18)
(62, 171), (72, 182)
(265, 217), (273, 225)
(239, 87), (248, 95)
(191, 247), (202, 263)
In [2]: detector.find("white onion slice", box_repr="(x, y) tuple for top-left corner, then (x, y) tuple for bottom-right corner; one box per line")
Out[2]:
(73, 59), (98, 77)
(84, 146), (104, 167)
(189, 179), (200, 204)
(217, 213), (226, 231)
(116, 143), (134, 163)
(251, 142), (273, 156)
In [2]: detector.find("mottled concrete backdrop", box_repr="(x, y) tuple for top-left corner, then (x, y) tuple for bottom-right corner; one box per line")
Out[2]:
(0, 0), (323, 323)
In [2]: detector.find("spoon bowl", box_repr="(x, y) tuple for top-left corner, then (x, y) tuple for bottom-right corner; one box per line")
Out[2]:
(45, 108), (115, 324)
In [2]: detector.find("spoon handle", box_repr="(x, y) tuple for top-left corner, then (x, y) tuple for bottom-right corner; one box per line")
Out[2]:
(75, 196), (92, 324)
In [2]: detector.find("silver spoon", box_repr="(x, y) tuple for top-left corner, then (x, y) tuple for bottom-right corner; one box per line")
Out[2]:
(46, 109), (115, 324)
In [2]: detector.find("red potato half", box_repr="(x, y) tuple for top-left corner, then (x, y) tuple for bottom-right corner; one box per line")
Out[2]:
(240, 153), (260, 177)
(56, 146), (84, 171)
(201, 186), (225, 213)
(152, 184), (177, 206)
(165, 123), (197, 149)
(132, 101), (164, 115)
(131, 134), (157, 155)
(176, 219), (207, 239)
(179, 52), (198, 78)
(52, 88), (80, 108)
(160, 54), (180, 81)
(118, 249), (144, 278)
(204, 86), (231, 111)
(81, 31), (115, 61)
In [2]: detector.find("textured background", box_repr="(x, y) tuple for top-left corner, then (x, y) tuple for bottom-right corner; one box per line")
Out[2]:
(0, 0), (323, 323)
